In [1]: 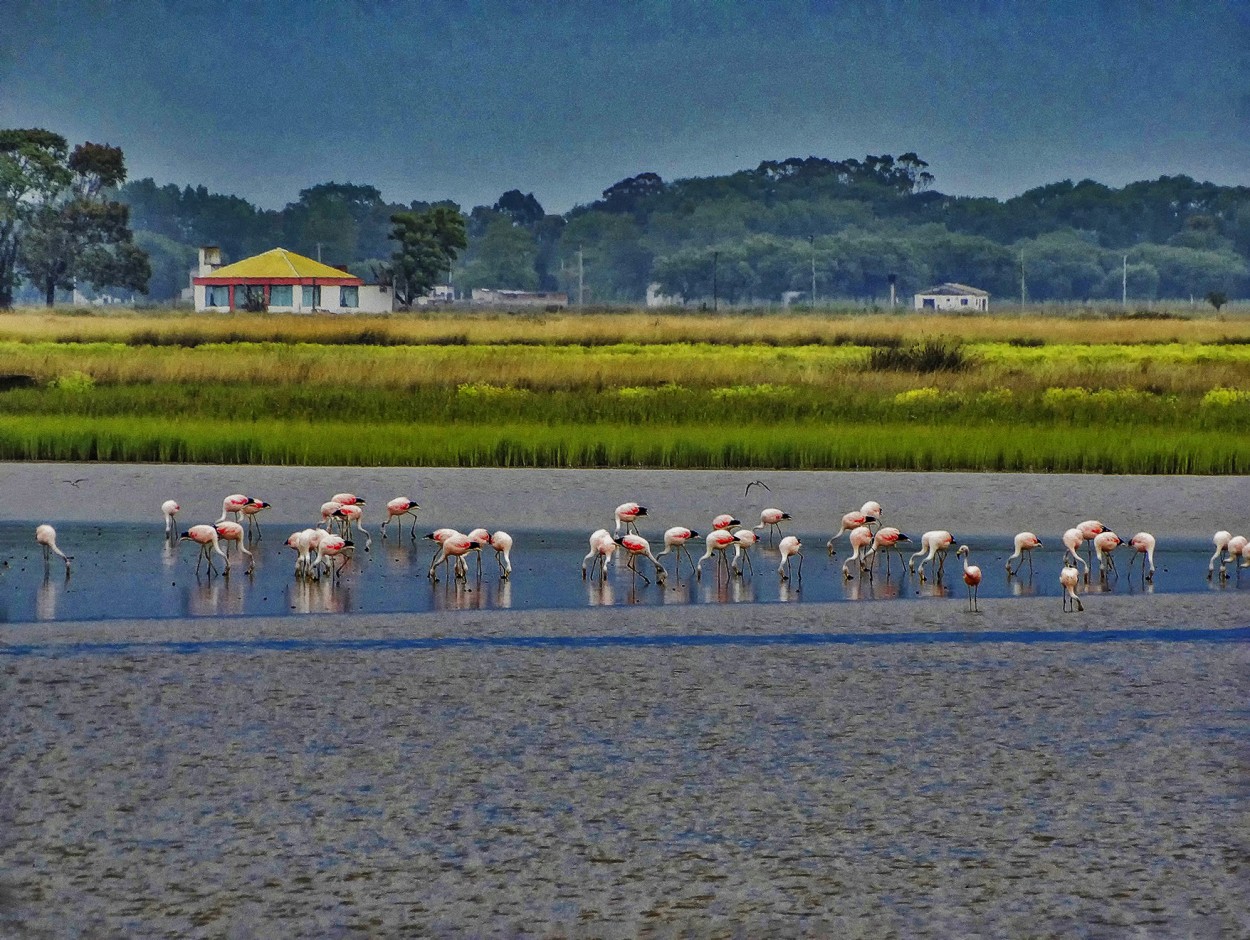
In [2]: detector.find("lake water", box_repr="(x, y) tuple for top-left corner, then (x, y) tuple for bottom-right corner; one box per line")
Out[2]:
(0, 523), (1243, 624)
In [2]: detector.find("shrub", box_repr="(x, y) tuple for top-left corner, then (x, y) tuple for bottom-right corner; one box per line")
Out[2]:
(868, 340), (972, 372)
(49, 371), (96, 393)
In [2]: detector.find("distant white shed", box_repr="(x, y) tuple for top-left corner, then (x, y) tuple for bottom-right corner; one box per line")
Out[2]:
(914, 282), (989, 311)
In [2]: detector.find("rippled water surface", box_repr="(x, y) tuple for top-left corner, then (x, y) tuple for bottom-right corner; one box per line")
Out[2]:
(0, 523), (1242, 623)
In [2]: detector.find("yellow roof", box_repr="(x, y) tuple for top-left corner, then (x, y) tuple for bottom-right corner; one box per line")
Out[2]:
(207, 248), (355, 280)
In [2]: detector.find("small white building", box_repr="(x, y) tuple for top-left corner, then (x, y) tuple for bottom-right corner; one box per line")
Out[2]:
(914, 282), (989, 311)
(191, 246), (392, 313)
(471, 288), (568, 308)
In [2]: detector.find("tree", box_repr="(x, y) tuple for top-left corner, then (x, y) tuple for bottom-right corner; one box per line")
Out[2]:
(387, 206), (467, 308)
(0, 129), (71, 308)
(493, 190), (545, 228)
(1206, 290), (1227, 312)
(15, 140), (149, 306)
(456, 218), (540, 293)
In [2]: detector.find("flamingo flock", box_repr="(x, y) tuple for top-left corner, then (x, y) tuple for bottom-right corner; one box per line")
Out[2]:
(24, 481), (1247, 619)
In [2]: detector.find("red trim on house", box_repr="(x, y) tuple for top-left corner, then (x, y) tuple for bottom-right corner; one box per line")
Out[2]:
(193, 276), (362, 286)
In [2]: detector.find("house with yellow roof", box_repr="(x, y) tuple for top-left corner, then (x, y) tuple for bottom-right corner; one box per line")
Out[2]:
(192, 246), (393, 313)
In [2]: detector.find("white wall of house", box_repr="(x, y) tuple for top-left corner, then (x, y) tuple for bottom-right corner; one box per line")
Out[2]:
(914, 293), (989, 311)
(194, 283), (390, 313)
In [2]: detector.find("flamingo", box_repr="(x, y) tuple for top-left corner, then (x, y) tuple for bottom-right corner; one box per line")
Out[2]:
(286, 528), (323, 579)
(179, 524), (228, 575)
(1060, 564), (1084, 611)
(239, 499), (271, 539)
(842, 525), (875, 580)
(1127, 532), (1156, 581)
(909, 530), (956, 582)
(425, 528), (466, 579)
(777, 535), (803, 581)
(331, 492), (365, 507)
(312, 533), (353, 580)
(1077, 519), (1107, 567)
(1093, 531), (1124, 581)
(465, 528), (495, 578)
(696, 529), (740, 580)
(428, 532), (485, 582)
(614, 502), (647, 535)
(956, 545), (982, 612)
(1223, 535), (1248, 582)
(161, 500), (180, 539)
(754, 508), (790, 544)
(488, 530), (514, 578)
(1062, 527), (1090, 576)
(335, 503), (371, 550)
(730, 528), (759, 575)
(1004, 532), (1042, 577)
(864, 527), (911, 576)
(380, 497), (421, 539)
(214, 520), (254, 573)
(711, 513), (740, 531)
(655, 526), (700, 578)
(614, 533), (666, 585)
(827, 510), (878, 554)
(1208, 530), (1232, 580)
(217, 494), (253, 524)
(582, 528), (617, 581)
(319, 501), (345, 530)
(35, 524), (72, 572)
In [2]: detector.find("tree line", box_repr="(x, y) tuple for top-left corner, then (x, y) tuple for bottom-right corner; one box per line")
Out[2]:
(4, 127), (1249, 307)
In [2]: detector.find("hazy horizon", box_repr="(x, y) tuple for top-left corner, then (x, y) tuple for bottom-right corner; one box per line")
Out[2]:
(3, 0), (1247, 213)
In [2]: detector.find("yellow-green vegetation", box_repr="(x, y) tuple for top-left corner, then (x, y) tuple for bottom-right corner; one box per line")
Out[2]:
(0, 307), (1247, 472)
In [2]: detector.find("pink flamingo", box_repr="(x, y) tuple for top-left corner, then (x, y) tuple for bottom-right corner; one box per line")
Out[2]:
(827, 509), (878, 554)
(1224, 535), (1248, 582)
(35, 524), (72, 572)
(711, 513), (741, 531)
(331, 492), (365, 507)
(864, 527), (911, 576)
(380, 497), (421, 539)
(239, 499), (271, 539)
(319, 501), (344, 530)
(179, 524), (228, 575)
(1093, 531), (1124, 581)
(1077, 520), (1107, 567)
(1208, 530), (1232, 580)
(754, 508), (790, 544)
(428, 532), (485, 582)
(425, 527), (466, 579)
(1062, 527), (1090, 576)
(214, 520), (254, 573)
(335, 503), (371, 550)
(217, 494), (253, 524)
(614, 502), (647, 535)
(488, 530), (514, 578)
(956, 544), (982, 612)
(909, 530), (956, 582)
(656, 526), (700, 578)
(730, 528), (759, 575)
(1005, 532), (1043, 577)
(161, 499), (180, 539)
(1127, 532), (1157, 581)
(842, 525), (875, 579)
(313, 533), (353, 580)
(582, 528), (617, 581)
(614, 533), (666, 585)
(696, 529), (740, 580)
(777, 535), (803, 581)
(1060, 564), (1084, 611)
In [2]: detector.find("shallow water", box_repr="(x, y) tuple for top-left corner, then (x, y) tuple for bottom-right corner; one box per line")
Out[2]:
(1, 523), (1244, 624)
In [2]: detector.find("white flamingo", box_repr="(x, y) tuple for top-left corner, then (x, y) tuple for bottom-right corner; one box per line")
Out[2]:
(35, 524), (72, 572)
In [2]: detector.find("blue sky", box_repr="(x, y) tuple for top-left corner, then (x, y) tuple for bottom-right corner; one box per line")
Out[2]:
(2, 0), (1247, 211)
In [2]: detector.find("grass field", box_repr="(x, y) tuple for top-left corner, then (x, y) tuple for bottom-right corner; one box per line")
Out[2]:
(1, 306), (1247, 472)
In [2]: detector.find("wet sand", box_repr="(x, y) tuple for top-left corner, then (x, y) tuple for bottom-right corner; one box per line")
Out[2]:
(2, 465), (1248, 936)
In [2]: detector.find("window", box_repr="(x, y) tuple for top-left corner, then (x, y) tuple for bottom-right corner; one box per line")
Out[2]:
(340, 286), (359, 308)
(205, 285), (229, 306)
(269, 285), (293, 307)
(302, 285), (321, 308)
(922, 298), (935, 309)
(961, 298), (969, 306)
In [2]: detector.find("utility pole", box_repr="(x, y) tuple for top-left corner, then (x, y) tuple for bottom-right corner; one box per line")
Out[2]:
(577, 247), (584, 309)
(316, 242), (323, 262)
(809, 235), (816, 310)
(1122, 254), (1128, 308)
(712, 250), (719, 312)
(1019, 249), (1026, 307)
